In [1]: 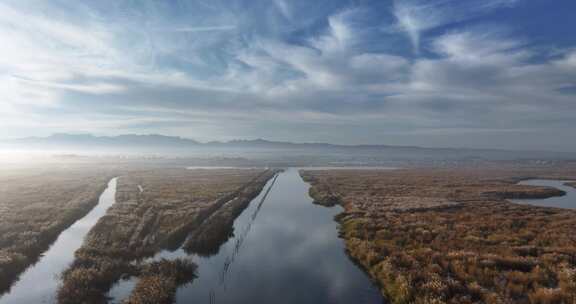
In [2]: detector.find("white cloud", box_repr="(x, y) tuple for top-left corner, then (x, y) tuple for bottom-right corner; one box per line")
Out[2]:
(170, 25), (237, 33)
(0, 2), (122, 105)
(311, 9), (356, 54)
(432, 30), (523, 60)
(273, 0), (291, 19)
(392, 0), (521, 53)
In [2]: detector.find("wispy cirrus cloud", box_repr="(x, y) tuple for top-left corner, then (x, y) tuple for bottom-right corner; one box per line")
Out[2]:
(273, 0), (291, 19)
(0, 0), (575, 150)
(169, 25), (237, 33)
(392, 0), (519, 53)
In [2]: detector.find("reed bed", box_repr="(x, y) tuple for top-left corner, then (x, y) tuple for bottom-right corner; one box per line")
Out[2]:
(302, 164), (576, 304)
(58, 168), (278, 303)
(181, 181), (269, 256)
(0, 165), (117, 294)
(124, 259), (197, 304)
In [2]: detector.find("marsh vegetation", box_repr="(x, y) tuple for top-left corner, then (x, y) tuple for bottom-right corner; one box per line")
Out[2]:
(302, 164), (576, 304)
(0, 165), (118, 294)
(1, 159), (575, 304)
(57, 168), (278, 303)
(123, 258), (197, 304)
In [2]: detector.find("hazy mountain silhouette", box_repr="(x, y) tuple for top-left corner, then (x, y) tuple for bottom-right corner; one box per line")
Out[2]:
(11, 133), (199, 148)
(5, 133), (479, 151)
(3, 133), (574, 160)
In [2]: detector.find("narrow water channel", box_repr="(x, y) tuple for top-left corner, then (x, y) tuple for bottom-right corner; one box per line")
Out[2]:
(0, 178), (118, 304)
(513, 179), (576, 209)
(110, 169), (383, 303)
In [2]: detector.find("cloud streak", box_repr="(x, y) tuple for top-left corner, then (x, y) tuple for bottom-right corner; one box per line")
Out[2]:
(392, 0), (519, 53)
(0, 0), (575, 150)
(170, 25), (237, 33)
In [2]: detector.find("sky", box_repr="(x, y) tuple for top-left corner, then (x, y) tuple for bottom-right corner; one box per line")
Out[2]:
(0, 0), (575, 151)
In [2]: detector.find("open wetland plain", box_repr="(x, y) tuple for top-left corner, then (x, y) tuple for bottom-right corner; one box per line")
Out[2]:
(0, 161), (575, 304)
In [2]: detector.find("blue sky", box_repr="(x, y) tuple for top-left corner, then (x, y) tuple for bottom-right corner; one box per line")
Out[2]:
(0, 0), (575, 150)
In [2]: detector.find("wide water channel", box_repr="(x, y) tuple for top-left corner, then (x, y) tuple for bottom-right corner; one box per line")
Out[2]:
(0, 178), (118, 304)
(110, 168), (383, 303)
(513, 179), (576, 209)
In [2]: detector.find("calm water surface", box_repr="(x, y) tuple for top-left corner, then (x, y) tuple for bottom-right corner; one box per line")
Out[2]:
(513, 179), (576, 209)
(0, 178), (118, 304)
(110, 169), (383, 304)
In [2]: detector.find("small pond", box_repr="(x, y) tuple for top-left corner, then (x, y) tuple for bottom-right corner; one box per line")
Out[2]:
(513, 179), (576, 209)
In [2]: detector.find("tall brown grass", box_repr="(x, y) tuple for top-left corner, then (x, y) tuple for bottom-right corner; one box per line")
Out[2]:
(57, 169), (278, 303)
(302, 166), (576, 304)
(0, 166), (116, 294)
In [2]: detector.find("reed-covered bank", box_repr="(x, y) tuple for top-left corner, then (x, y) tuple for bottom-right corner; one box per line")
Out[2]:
(302, 164), (576, 304)
(58, 168), (279, 303)
(123, 259), (197, 304)
(0, 166), (118, 294)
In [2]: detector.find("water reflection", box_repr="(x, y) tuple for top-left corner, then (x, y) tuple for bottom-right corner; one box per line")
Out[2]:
(176, 169), (382, 303)
(183, 174), (279, 257)
(513, 179), (576, 209)
(110, 169), (383, 303)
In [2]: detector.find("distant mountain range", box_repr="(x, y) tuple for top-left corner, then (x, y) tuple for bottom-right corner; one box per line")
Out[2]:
(1, 133), (485, 151)
(10, 133), (200, 148)
(2, 133), (574, 161)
